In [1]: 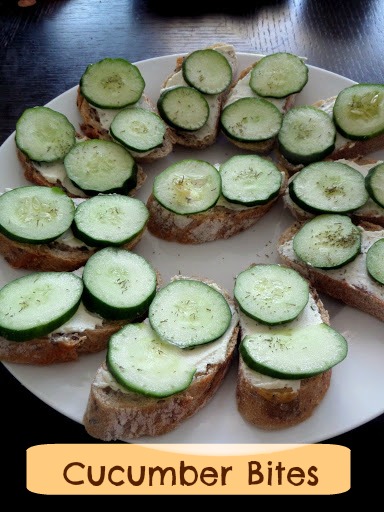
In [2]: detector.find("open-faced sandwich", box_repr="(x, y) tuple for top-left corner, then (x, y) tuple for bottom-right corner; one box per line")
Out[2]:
(83, 275), (239, 440)
(0, 247), (158, 364)
(234, 263), (348, 429)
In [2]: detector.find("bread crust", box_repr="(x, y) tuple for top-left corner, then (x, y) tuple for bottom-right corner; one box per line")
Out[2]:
(146, 163), (288, 244)
(0, 228), (145, 271)
(277, 220), (384, 322)
(83, 276), (240, 440)
(236, 283), (333, 429)
(76, 89), (175, 163)
(0, 318), (129, 365)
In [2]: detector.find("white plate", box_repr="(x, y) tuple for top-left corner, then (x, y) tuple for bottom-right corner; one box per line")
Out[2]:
(2, 53), (384, 447)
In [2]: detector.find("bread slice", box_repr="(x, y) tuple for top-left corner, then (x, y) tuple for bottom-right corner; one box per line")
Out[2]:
(0, 303), (133, 365)
(146, 161), (288, 244)
(236, 279), (332, 430)
(77, 91), (175, 163)
(276, 96), (384, 175)
(221, 61), (298, 154)
(83, 275), (240, 440)
(17, 141), (147, 199)
(158, 42), (238, 150)
(277, 219), (384, 322)
(0, 225), (145, 272)
(283, 157), (384, 227)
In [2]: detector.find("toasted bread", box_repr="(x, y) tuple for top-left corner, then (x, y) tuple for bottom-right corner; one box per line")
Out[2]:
(83, 275), (240, 440)
(276, 95), (384, 175)
(146, 160), (288, 244)
(76, 91), (175, 163)
(277, 219), (384, 323)
(221, 60), (299, 154)
(236, 276), (333, 430)
(158, 42), (238, 150)
(283, 157), (384, 228)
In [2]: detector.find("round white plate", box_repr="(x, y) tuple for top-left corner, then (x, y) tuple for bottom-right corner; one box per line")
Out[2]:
(2, 53), (384, 447)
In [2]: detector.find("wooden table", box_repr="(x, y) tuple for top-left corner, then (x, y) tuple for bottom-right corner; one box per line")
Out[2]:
(1, 0), (383, 497)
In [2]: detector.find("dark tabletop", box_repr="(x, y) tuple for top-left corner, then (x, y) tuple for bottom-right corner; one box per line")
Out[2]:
(1, 0), (384, 498)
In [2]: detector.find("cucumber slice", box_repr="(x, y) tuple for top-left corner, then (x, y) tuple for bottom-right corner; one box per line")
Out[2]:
(82, 247), (157, 320)
(220, 97), (283, 142)
(234, 264), (309, 325)
(182, 48), (233, 95)
(15, 106), (76, 163)
(110, 107), (166, 153)
(64, 139), (137, 195)
(365, 162), (384, 208)
(79, 57), (145, 109)
(152, 159), (221, 215)
(0, 186), (75, 244)
(107, 322), (196, 398)
(72, 194), (149, 247)
(157, 86), (209, 131)
(289, 161), (369, 214)
(219, 154), (282, 206)
(333, 83), (384, 140)
(366, 238), (384, 284)
(293, 214), (361, 269)
(0, 272), (83, 342)
(278, 106), (336, 165)
(239, 323), (348, 379)
(249, 52), (308, 98)
(148, 279), (232, 349)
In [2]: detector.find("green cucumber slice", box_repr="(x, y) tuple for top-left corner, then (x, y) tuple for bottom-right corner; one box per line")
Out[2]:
(64, 139), (137, 195)
(249, 52), (308, 98)
(148, 279), (232, 349)
(110, 107), (166, 153)
(0, 272), (83, 342)
(152, 159), (221, 215)
(239, 323), (348, 379)
(79, 57), (145, 109)
(219, 154), (282, 206)
(15, 106), (76, 163)
(293, 214), (361, 269)
(289, 161), (369, 214)
(366, 238), (384, 284)
(278, 106), (336, 165)
(182, 48), (233, 95)
(220, 97), (283, 142)
(0, 186), (75, 244)
(72, 194), (149, 247)
(82, 247), (157, 320)
(333, 83), (384, 140)
(234, 264), (309, 325)
(107, 322), (196, 398)
(157, 86), (210, 131)
(365, 162), (384, 208)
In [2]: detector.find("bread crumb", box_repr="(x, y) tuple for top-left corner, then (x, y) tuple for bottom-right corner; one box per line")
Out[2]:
(18, 0), (36, 6)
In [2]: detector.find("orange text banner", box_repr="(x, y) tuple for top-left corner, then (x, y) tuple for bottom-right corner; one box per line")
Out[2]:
(26, 443), (350, 495)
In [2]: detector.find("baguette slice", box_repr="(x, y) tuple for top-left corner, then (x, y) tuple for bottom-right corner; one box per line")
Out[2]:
(221, 60), (299, 154)
(276, 95), (384, 175)
(83, 275), (239, 440)
(283, 157), (384, 228)
(277, 219), (384, 323)
(236, 276), (333, 430)
(17, 138), (147, 199)
(77, 91), (175, 163)
(146, 161), (288, 244)
(158, 42), (238, 150)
